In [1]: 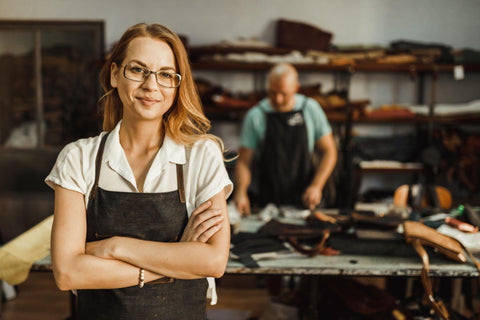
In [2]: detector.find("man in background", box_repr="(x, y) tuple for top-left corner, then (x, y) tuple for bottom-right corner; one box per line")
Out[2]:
(234, 63), (337, 215)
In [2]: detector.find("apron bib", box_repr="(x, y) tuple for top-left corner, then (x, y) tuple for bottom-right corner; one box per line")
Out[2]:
(77, 133), (207, 320)
(258, 101), (313, 206)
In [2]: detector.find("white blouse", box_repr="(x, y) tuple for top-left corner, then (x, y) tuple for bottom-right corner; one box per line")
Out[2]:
(45, 120), (233, 304)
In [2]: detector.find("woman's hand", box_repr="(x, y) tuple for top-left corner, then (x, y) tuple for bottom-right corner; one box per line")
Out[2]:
(180, 200), (224, 243)
(85, 200), (224, 259)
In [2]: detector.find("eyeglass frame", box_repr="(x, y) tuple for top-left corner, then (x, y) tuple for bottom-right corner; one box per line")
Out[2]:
(122, 63), (182, 88)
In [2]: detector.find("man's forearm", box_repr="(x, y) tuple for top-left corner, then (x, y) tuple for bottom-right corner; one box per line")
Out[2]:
(234, 161), (251, 196)
(311, 148), (337, 189)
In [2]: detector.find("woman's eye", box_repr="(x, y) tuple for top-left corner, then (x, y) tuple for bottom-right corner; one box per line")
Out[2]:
(159, 72), (173, 79)
(130, 66), (144, 74)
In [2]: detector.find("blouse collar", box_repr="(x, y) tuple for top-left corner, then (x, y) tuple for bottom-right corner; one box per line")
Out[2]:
(103, 120), (186, 187)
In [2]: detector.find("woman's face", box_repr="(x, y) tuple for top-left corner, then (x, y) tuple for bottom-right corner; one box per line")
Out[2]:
(111, 36), (178, 123)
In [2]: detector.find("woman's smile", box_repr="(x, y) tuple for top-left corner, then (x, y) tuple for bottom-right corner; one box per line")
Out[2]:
(138, 96), (160, 106)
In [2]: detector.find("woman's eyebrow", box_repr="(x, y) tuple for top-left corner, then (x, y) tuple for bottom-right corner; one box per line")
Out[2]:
(128, 60), (176, 71)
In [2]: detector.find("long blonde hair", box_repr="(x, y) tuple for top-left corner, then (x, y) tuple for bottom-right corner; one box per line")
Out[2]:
(98, 23), (223, 150)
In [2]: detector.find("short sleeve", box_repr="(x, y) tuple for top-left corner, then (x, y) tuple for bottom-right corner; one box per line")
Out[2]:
(306, 97), (332, 140)
(239, 105), (265, 150)
(187, 139), (233, 207)
(45, 142), (89, 195)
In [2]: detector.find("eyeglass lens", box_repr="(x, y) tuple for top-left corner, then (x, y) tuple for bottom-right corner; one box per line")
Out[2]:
(124, 64), (181, 88)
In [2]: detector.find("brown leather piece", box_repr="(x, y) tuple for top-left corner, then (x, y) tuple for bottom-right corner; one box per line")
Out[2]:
(404, 221), (480, 320)
(176, 164), (186, 203)
(148, 277), (175, 285)
(404, 221), (465, 262)
(276, 19), (332, 52)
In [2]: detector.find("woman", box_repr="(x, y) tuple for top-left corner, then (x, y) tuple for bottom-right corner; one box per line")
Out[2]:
(46, 23), (232, 319)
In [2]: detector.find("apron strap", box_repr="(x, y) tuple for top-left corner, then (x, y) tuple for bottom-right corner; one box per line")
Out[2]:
(89, 132), (109, 201)
(88, 132), (186, 203)
(176, 164), (186, 203)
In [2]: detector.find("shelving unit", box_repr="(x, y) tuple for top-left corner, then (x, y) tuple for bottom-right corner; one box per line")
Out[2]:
(192, 59), (480, 208)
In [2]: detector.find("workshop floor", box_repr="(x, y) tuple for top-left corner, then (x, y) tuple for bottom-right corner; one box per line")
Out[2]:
(0, 273), (271, 320)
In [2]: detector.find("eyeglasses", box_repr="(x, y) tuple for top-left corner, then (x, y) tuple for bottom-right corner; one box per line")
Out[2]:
(123, 64), (182, 88)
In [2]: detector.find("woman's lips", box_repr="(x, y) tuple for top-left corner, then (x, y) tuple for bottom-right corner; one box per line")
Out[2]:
(139, 97), (159, 106)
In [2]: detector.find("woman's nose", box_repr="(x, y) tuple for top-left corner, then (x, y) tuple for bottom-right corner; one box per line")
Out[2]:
(142, 73), (158, 89)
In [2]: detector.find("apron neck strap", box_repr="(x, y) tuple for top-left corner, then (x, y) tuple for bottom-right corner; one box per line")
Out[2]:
(88, 132), (186, 203)
(89, 132), (109, 201)
(176, 164), (186, 203)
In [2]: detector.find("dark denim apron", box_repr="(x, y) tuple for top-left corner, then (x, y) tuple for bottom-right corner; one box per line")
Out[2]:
(77, 133), (208, 320)
(258, 100), (313, 206)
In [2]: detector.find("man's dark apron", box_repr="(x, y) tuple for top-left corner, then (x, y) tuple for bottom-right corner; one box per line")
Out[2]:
(258, 101), (313, 207)
(77, 133), (208, 320)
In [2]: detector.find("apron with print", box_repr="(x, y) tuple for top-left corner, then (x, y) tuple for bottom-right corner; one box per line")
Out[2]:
(77, 133), (208, 320)
(258, 102), (313, 207)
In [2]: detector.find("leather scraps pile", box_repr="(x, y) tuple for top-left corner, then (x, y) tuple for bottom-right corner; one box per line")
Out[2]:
(195, 78), (370, 119)
(194, 78), (261, 116)
(230, 203), (480, 319)
(187, 18), (477, 67)
(432, 127), (480, 200)
(297, 84), (370, 121)
(407, 99), (480, 117)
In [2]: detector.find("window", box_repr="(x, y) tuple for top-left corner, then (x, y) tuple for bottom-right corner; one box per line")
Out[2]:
(0, 20), (104, 147)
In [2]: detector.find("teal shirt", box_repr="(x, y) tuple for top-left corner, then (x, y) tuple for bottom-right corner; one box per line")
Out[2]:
(240, 94), (332, 153)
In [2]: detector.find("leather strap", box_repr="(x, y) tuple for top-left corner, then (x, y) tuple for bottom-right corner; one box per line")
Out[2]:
(412, 239), (450, 320)
(287, 230), (330, 257)
(89, 132), (109, 201)
(89, 133), (187, 204)
(148, 277), (175, 284)
(176, 164), (186, 203)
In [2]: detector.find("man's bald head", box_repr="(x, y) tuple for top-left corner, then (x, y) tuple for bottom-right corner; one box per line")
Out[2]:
(268, 63), (299, 85)
(267, 63), (299, 112)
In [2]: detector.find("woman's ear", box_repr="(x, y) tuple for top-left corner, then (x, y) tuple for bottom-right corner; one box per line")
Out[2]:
(110, 63), (119, 88)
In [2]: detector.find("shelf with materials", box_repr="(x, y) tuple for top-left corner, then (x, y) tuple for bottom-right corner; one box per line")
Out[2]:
(194, 60), (480, 124)
(192, 60), (480, 209)
(192, 60), (480, 73)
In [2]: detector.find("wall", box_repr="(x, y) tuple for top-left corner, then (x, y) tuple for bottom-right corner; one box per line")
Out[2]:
(2, 0), (479, 195)
(1, 0), (478, 101)
(2, 0), (479, 49)
(2, 0), (478, 103)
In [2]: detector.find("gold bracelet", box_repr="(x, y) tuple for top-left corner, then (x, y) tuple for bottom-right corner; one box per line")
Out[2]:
(138, 268), (145, 288)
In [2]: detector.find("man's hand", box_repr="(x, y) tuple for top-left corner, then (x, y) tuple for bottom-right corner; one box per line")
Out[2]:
(180, 200), (224, 243)
(234, 192), (251, 216)
(302, 184), (323, 210)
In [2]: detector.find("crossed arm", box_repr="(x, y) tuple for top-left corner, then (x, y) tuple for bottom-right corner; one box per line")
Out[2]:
(51, 185), (230, 291)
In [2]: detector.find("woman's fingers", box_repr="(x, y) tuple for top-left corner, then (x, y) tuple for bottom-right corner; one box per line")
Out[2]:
(196, 224), (222, 243)
(190, 200), (213, 218)
(185, 213), (224, 242)
(190, 207), (223, 230)
(181, 200), (225, 242)
(194, 214), (224, 241)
